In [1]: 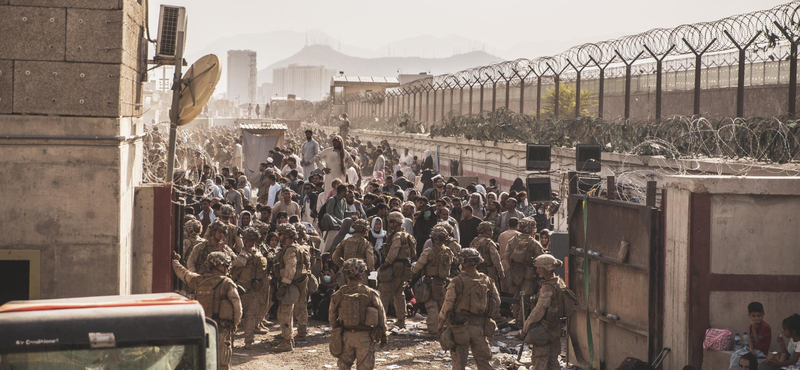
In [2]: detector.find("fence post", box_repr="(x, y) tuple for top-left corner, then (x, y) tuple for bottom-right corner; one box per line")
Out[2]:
(615, 50), (644, 120)
(683, 38), (717, 116)
(606, 176), (616, 200)
(646, 181), (657, 208)
(724, 30), (762, 118)
(479, 82), (485, 113)
(644, 44), (676, 121)
(774, 22), (799, 117)
(536, 76), (542, 119)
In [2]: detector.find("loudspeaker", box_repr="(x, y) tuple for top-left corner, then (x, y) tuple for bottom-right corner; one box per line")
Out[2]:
(527, 177), (552, 202)
(526, 144), (551, 171)
(576, 144), (601, 172)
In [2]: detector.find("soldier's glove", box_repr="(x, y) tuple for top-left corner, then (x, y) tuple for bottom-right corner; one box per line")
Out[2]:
(172, 251), (181, 261)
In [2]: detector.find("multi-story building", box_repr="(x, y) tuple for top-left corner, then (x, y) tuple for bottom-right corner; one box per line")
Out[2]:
(227, 50), (257, 105)
(258, 82), (274, 104)
(273, 64), (336, 102)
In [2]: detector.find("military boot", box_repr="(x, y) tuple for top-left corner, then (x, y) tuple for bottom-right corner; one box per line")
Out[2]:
(274, 339), (293, 352)
(244, 342), (253, 350)
(393, 320), (405, 329)
(296, 325), (308, 341)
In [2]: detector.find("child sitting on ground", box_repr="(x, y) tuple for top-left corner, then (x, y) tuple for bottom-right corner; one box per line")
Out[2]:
(765, 314), (800, 370)
(730, 302), (772, 370)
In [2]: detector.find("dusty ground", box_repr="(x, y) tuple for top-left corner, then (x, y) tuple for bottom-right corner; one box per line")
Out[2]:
(230, 316), (539, 370)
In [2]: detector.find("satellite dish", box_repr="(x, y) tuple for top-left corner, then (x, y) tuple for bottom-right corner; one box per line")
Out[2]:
(176, 54), (221, 126)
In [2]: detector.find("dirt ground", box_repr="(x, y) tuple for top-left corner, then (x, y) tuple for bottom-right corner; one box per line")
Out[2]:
(230, 316), (541, 370)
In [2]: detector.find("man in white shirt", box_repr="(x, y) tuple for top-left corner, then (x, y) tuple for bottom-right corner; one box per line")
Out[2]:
(372, 149), (386, 177)
(300, 130), (321, 177)
(281, 157), (304, 179)
(265, 173), (282, 207)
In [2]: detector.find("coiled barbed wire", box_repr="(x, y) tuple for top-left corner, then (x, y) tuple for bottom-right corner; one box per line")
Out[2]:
(386, 2), (800, 98)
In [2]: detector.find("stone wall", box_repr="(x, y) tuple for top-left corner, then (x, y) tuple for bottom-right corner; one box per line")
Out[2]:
(0, 0), (146, 299)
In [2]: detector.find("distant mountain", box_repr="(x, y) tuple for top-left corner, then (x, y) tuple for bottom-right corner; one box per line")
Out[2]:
(374, 34), (489, 58)
(258, 44), (504, 85)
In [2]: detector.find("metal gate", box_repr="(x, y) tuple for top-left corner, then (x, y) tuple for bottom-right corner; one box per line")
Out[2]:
(566, 177), (662, 370)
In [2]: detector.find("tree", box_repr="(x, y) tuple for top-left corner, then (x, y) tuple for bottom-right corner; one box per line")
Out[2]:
(541, 82), (597, 118)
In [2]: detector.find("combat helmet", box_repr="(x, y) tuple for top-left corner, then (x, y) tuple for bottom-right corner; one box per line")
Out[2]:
(387, 211), (404, 224)
(276, 223), (297, 238)
(206, 251), (232, 268)
(460, 248), (484, 265)
(294, 224), (308, 240)
(519, 217), (537, 234)
(208, 220), (228, 235)
(218, 204), (234, 218)
(477, 221), (495, 235)
(430, 226), (449, 242)
(241, 227), (261, 241)
(184, 219), (202, 235)
(534, 254), (563, 271)
(352, 218), (369, 232)
(342, 258), (368, 278)
(437, 221), (454, 236)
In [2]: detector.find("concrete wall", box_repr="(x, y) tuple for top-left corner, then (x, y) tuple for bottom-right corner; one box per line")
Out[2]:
(662, 176), (800, 370)
(0, 0), (145, 299)
(662, 187), (691, 370)
(132, 184), (155, 295)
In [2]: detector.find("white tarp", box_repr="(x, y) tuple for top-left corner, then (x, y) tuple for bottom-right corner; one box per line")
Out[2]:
(242, 130), (280, 186)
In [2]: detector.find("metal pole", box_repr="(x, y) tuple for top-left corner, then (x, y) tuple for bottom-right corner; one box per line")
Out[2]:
(536, 77), (542, 119)
(519, 77), (525, 114)
(433, 89), (438, 124)
(554, 74), (561, 119)
(469, 84), (474, 115)
(479, 83), (485, 113)
(166, 30), (185, 183)
(442, 85), (446, 122)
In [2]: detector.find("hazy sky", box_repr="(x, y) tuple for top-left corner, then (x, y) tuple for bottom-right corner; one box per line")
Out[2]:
(150, 0), (785, 57)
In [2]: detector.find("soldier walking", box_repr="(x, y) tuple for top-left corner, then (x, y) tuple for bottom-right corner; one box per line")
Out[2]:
(329, 258), (388, 370)
(332, 218), (375, 285)
(231, 227), (269, 350)
(438, 248), (501, 370)
(172, 251), (242, 370)
(274, 223), (311, 352)
(468, 221), (505, 288)
(411, 225), (454, 336)
(504, 217), (545, 322)
(378, 211), (416, 328)
(523, 254), (568, 370)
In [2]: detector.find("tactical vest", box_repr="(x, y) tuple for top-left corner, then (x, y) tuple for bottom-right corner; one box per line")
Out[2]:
(540, 278), (563, 332)
(336, 285), (378, 330)
(381, 231), (415, 262)
(277, 243), (310, 282)
(195, 274), (235, 322)
(508, 235), (542, 271)
(424, 245), (453, 279)
(342, 237), (370, 262)
(453, 273), (492, 316)
(472, 237), (495, 270)
(233, 252), (268, 287)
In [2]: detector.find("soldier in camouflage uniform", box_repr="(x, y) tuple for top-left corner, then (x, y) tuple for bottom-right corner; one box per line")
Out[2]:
(436, 222), (462, 277)
(329, 258), (388, 370)
(182, 219), (205, 264)
(523, 254), (566, 370)
(332, 218), (375, 285)
(438, 248), (501, 370)
(172, 251), (242, 370)
(231, 227), (269, 350)
(204, 204), (244, 253)
(253, 221), (275, 334)
(468, 221), (505, 288)
(188, 220), (237, 274)
(411, 226), (454, 336)
(274, 223), (312, 352)
(504, 217), (545, 322)
(378, 211), (416, 328)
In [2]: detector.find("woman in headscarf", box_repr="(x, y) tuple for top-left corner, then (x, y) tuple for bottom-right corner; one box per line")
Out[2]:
(422, 150), (434, 171)
(368, 217), (387, 266)
(510, 177), (526, 193)
(237, 175), (251, 202)
(238, 210), (252, 230)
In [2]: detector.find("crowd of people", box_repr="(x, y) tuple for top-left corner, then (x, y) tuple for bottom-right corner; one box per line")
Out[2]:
(169, 124), (569, 370)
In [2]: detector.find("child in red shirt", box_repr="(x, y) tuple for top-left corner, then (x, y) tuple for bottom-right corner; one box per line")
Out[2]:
(730, 302), (771, 370)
